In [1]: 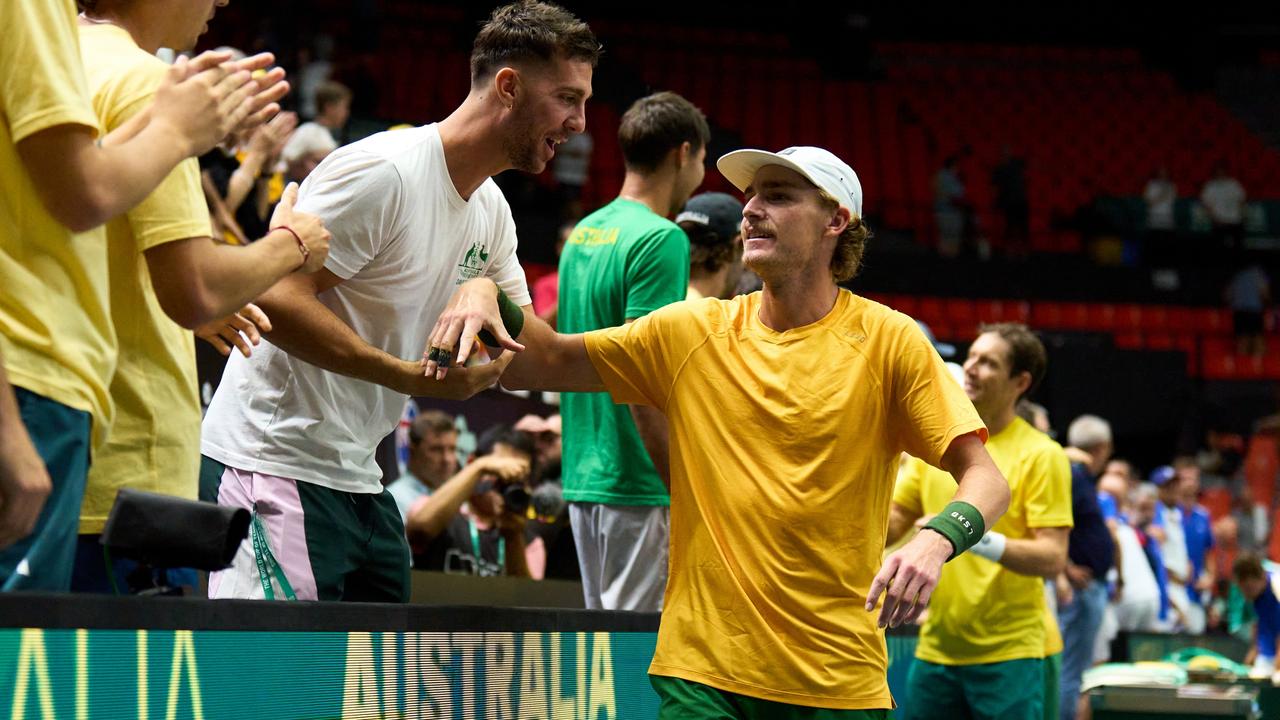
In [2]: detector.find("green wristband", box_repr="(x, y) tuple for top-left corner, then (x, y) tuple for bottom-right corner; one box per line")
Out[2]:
(477, 289), (526, 348)
(923, 501), (986, 560)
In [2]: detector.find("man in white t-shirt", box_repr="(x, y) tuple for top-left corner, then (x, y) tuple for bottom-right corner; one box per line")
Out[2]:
(1200, 162), (1247, 251)
(199, 1), (600, 602)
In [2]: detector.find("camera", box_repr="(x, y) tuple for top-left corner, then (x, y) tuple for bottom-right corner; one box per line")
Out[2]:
(474, 477), (531, 515)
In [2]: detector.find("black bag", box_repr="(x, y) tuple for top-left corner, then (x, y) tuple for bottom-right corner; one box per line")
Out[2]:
(101, 489), (250, 571)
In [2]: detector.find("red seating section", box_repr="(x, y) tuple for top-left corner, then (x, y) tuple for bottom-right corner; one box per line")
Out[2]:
(860, 293), (1279, 381)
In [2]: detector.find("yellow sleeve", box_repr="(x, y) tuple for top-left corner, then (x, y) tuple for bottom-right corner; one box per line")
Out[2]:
(887, 316), (987, 467)
(892, 456), (927, 516)
(582, 301), (706, 411)
(0, 0), (98, 142)
(102, 64), (211, 249)
(1024, 444), (1074, 529)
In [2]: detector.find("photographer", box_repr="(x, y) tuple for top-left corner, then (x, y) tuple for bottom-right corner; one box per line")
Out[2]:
(405, 425), (533, 577)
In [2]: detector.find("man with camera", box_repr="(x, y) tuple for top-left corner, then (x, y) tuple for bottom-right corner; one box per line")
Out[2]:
(404, 424), (533, 577)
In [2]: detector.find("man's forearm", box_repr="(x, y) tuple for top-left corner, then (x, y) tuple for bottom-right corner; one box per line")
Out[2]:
(405, 463), (485, 550)
(257, 286), (414, 393)
(997, 535), (1068, 577)
(630, 404), (670, 490)
(148, 232), (301, 328)
(501, 309), (603, 393)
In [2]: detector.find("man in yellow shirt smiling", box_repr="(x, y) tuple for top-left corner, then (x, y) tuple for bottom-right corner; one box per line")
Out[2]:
(890, 323), (1073, 720)
(424, 145), (1013, 717)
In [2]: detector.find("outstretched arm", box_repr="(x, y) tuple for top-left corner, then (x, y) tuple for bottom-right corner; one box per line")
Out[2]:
(422, 278), (605, 393)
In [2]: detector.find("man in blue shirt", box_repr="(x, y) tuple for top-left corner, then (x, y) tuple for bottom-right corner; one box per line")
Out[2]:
(1176, 456), (1217, 612)
(1234, 553), (1280, 680)
(1059, 415), (1116, 720)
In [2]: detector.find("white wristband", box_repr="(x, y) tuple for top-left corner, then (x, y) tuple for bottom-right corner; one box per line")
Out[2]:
(970, 531), (1007, 562)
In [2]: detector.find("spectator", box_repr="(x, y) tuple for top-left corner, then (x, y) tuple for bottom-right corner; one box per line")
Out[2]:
(557, 91), (707, 611)
(992, 146), (1030, 259)
(1142, 166), (1178, 264)
(281, 121), (338, 184)
(309, 80), (352, 143)
(1176, 456), (1217, 619)
(296, 35), (335, 120)
(1233, 483), (1269, 554)
(1150, 464), (1204, 632)
(1225, 261), (1271, 357)
(514, 413), (562, 485)
(200, 110), (298, 241)
(386, 411), (459, 525)
(405, 425), (534, 577)
(1058, 415), (1116, 720)
(677, 192), (745, 301)
(1200, 161), (1247, 253)
(515, 415), (577, 581)
(1130, 482), (1173, 630)
(1104, 458), (1142, 498)
(1234, 554), (1280, 681)
(934, 155), (966, 258)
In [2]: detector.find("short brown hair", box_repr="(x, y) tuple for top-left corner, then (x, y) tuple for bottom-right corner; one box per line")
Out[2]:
(979, 322), (1048, 399)
(409, 410), (456, 444)
(1234, 553), (1266, 583)
(618, 92), (710, 173)
(817, 189), (872, 282)
(683, 223), (740, 275)
(315, 81), (352, 114)
(470, 1), (600, 84)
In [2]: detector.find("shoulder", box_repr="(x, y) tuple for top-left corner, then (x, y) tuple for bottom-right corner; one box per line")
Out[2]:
(306, 144), (404, 192)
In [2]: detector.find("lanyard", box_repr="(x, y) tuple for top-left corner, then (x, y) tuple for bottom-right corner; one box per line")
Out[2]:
(468, 518), (505, 574)
(251, 511), (297, 600)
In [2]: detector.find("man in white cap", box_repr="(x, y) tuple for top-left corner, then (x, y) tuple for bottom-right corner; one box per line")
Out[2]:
(428, 146), (1012, 715)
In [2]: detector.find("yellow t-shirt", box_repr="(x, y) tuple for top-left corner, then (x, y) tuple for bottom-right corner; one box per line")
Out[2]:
(1044, 600), (1063, 656)
(0, 0), (113, 441)
(894, 417), (1073, 666)
(584, 290), (986, 710)
(77, 25), (211, 533)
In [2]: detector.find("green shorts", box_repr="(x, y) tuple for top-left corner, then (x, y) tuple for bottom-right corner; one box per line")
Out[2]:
(0, 388), (92, 591)
(900, 657), (1044, 720)
(1043, 653), (1061, 720)
(650, 675), (889, 720)
(200, 456), (409, 602)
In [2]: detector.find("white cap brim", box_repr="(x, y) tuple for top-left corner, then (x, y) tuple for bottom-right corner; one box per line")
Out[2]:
(717, 149), (815, 196)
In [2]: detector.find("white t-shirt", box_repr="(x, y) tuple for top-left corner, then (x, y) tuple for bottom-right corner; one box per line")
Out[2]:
(1143, 178), (1176, 230)
(1200, 177), (1246, 225)
(202, 124), (531, 493)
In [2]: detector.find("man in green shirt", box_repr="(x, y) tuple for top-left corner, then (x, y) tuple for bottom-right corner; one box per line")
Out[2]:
(557, 91), (709, 610)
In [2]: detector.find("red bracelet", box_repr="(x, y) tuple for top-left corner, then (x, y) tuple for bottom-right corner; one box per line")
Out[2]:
(270, 225), (309, 269)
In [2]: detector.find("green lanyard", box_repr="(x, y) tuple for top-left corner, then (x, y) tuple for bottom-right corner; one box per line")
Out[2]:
(468, 519), (505, 574)
(251, 511), (297, 600)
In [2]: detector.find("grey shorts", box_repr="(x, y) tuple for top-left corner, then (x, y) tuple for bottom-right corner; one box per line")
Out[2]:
(569, 502), (669, 611)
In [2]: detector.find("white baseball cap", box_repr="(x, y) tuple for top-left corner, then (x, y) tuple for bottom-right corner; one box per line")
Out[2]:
(717, 146), (863, 218)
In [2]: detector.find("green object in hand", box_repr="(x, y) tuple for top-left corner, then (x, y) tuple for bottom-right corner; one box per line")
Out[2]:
(477, 289), (526, 348)
(923, 500), (986, 560)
